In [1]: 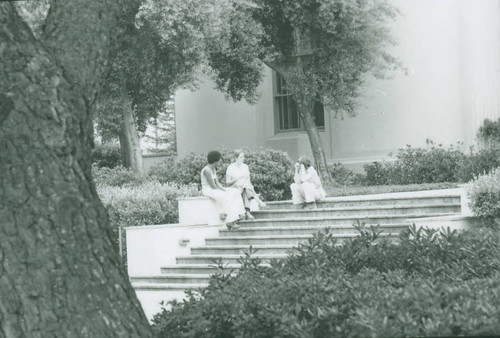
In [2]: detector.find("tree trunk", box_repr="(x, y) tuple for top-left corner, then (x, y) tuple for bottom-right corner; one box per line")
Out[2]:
(119, 100), (144, 175)
(0, 2), (152, 336)
(299, 107), (333, 187)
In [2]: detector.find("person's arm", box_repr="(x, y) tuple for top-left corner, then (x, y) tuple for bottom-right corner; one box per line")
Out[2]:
(203, 167), (224, 190)
(226, 165), (238, 186)
(240, 164), (252, 188)
(214, 174), (226, 190)
(302, 167), (316, 183)
(293, 163), (305, 184)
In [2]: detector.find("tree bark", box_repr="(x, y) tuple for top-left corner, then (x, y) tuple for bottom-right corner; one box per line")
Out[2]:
(0, 2), (152, 336)
(299, 106), (333, 187)
(119, 99), (144, 175)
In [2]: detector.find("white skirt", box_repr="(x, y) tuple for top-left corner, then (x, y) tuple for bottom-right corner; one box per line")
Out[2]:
(202, 187), (245, 223)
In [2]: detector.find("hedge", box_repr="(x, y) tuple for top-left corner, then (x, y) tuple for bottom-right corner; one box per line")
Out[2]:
(151, 225), (500, 337)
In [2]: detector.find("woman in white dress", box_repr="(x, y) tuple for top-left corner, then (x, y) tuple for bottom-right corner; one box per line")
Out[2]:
(226, 152), (266, 220)
(290, 156), (326, 209)
(201, 151), (245, 229)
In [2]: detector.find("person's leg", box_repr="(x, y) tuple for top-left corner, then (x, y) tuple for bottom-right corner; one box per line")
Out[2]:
(290, 183), (305, 206)
(302, 183), (319, 209)
(241, 188), (251, 208)
(203, 188), (240, 229)
(202, 188), (226, 220)
(225, 187), (246, 223)
(241, 188), (255, 219)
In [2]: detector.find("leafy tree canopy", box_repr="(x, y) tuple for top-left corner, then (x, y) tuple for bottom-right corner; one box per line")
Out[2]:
(203, 0), (400, 116)
(97, 0), (210, 136)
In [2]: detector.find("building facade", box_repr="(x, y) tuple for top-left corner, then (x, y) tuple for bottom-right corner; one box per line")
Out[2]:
(175, 0), (500, 171)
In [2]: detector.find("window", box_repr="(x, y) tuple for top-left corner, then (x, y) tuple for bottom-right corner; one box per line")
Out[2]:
(275, 73), (324, 132)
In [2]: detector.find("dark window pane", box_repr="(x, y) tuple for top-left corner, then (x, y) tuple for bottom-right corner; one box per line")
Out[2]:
(283, 96), (289, 128)
(290, 98), (299, 128)
(275, 72), (301, 131)
(277, 98), (284, 130)
(313, 101), (325, 127)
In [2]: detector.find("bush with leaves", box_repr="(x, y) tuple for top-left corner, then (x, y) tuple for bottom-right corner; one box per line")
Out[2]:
(92, 142), (122, 168)
(457, 148), (500, 182)
(327, 162), (364, 186)
(92, 164), (145, 187)
(363, 141), (466, 185)
(97, 181), (199, 230)
(152, 223), (500, 337)
(468, 168), (500, 225)
(148, 148), (294, 201)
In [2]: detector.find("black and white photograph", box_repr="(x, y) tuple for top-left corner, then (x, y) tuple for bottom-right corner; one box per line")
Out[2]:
(2, 0), (500, 336)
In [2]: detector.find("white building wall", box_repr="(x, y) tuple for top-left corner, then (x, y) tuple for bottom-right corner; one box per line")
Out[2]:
(174, 0), (500, 170)
(175, 68), (273, 157)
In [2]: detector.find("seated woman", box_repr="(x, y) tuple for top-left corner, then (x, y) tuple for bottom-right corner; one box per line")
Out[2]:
(226, 152), (266, 220)
(290, 156), (326, 209)
(201, 151), (245, 230)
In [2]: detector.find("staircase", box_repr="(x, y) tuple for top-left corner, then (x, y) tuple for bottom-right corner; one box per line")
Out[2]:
(130, 190), (462, 298)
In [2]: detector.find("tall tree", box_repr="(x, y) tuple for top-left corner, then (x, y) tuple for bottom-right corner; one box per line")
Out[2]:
(96, 0), (208, 174)
(203, 0), (401, 185)
(0, 1), (152, 336)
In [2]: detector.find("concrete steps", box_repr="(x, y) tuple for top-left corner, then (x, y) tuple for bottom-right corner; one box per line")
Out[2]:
(130, 189), (463, 296)
(218, 223), (409, 237)
(265, 195), (460, 209)
(160, 264), (249, 275)
(252, 203), (460, 219)
(205, 232), (378, 246)
(228, 213), (452, 229)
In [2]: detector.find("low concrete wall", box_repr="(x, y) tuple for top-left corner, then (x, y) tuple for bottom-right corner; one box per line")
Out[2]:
(125, 223), (221, 276)
(178, 196), (222, 226)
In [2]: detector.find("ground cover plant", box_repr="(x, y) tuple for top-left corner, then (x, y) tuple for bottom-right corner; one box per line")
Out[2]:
(324, 182), (459, 198)
(151, 224), (500, 337)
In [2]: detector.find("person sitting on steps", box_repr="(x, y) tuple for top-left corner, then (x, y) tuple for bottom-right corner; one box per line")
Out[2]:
(226, 151), (267, 220)
(201, 150), (246, 230)
(290, 155), (326, 209)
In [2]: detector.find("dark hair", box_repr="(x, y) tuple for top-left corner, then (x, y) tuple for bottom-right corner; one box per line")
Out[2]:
(299, 156), (312, 168)
(207, 151), (222, 164)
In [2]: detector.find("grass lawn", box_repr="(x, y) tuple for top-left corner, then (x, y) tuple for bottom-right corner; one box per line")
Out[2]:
(325, 182), (460, 197)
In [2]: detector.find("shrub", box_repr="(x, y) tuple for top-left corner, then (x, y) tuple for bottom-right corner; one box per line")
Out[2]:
(92, 164), (145, 187)
(468, 168), (500, 224)
(148, 148), (294, 201)
(363, 141), (465, 185)
(148, 153), (205, 187)
(389, 141), (464, 184)
(97, 181), (199, 230)
(92, 142), (122, 168)
(151, 226), (500, 337)
(363, 161), (392, 185)
(327, 162), (364, 186)
(457, 148), (500, 182)
(478, 117), (500, 145)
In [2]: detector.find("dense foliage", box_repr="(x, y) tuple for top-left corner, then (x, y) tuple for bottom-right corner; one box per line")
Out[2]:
(152, 225), (500, 337)
(148, 148), (294, 201)
(92, 143), (123, 169)
(468, 168), (500, 225)
(478, 117), (500, 145)
(93, 164), (197, 234)
(457, 148), (500, 182)
(362, 141), (500, 186)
